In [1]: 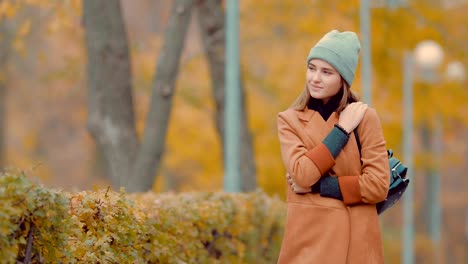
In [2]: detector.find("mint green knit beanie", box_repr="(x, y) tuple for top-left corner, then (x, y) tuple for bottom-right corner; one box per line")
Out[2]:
(306, 30), (361, 86)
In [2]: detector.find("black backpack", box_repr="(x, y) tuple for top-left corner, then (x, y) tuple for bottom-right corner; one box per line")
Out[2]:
(354, 130), (410, 215)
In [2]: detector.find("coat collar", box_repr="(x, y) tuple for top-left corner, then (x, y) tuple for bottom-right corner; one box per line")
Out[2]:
(296, 108), (338, 123)
(296, 108), (315, 122)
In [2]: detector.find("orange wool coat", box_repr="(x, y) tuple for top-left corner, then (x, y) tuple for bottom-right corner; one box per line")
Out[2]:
(276, 107), (390, 264)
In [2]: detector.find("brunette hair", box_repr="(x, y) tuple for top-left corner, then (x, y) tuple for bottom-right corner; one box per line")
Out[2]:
(290, 79), (359, 114)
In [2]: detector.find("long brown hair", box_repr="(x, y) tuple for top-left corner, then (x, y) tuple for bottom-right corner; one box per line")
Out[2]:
(290, 79), (359, 114)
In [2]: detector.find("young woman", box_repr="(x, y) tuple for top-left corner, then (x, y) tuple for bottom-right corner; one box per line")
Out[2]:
(276, 30), (390, 263)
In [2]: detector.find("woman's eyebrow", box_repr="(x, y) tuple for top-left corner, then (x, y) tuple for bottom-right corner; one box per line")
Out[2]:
(308, 63), (336, 72)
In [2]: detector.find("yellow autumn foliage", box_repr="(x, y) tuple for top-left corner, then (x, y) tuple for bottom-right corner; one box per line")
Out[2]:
(0, 171), (285, 263)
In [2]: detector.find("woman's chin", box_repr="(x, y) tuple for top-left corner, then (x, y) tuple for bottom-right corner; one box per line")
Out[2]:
(309, 91), (323, 99)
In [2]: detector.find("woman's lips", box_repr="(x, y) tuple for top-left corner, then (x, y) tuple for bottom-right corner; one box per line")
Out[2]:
(310, 84), (323, 91)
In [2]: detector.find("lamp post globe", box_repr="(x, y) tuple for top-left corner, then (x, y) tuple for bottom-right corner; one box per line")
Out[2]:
(414, 40), (444, 72)
(445, 61), (466, 82)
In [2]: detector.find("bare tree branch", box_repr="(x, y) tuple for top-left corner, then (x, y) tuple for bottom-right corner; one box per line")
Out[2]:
(128, 0), (194, 192)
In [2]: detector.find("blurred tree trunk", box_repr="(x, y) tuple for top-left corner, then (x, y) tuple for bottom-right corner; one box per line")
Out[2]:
(196, 0), (257, 191)
(0, 17), (11, 169)
(83, 0), (193, 192)
(83, 0), (138, 189)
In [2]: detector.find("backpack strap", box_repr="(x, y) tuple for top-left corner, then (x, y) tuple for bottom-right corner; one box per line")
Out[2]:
(353, 129), (363, 165)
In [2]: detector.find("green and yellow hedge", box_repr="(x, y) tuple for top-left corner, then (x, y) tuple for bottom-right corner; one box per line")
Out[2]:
(0, 172), (285, 263)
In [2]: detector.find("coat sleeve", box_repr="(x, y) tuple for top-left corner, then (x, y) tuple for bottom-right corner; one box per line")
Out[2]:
(277, 111), (335, 188)
(337, 108), (390, 205)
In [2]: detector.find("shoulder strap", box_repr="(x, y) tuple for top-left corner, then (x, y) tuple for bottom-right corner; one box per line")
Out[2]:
(354, 130), (361, 156)
(354, 129), (363, 165)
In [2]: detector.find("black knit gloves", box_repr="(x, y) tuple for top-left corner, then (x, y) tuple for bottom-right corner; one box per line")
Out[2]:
(311, 176), (343, 201)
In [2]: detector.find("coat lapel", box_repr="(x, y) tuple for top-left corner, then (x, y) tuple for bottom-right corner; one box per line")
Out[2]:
(295, 109), (337, 149)
(296, 108), (315, 122)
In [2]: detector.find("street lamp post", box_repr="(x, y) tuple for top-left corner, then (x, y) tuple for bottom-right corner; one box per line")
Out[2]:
(360, 0), (372, 105)
(224, 0), (241, 192)
(402, 50), (415, 264)
(402, 39), (446, 264)
(413, 40), (444, 259)
(410, 42), (466, 263)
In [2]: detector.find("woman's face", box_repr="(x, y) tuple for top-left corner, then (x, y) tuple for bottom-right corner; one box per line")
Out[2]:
(306, 59), (343, 104)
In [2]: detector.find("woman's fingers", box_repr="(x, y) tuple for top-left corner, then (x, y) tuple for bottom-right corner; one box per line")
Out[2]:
(287, 174), (310, 193)
(339, 102), (369, 132)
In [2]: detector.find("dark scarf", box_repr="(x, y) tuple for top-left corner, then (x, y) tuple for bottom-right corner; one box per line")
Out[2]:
(307, 89), (343, 120)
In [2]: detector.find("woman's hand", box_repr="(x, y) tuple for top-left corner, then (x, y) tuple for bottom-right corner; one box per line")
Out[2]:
(338, 102), (368, 133)
(286, 173), (310, 193)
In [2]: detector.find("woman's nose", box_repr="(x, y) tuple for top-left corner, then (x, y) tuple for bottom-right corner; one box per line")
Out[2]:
(312, 72), (321, 82)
